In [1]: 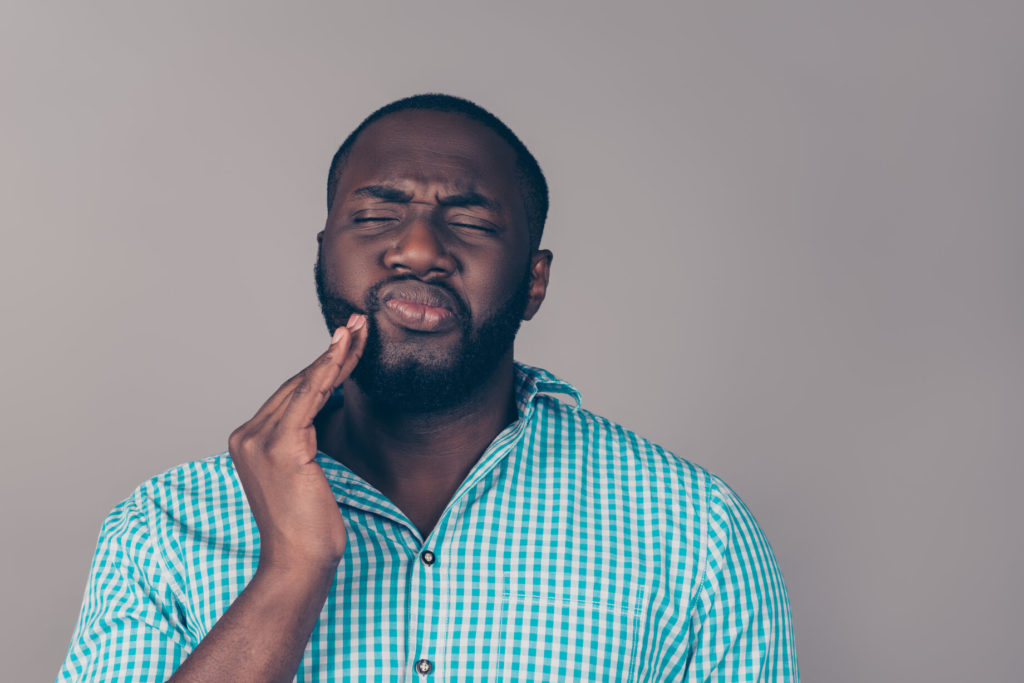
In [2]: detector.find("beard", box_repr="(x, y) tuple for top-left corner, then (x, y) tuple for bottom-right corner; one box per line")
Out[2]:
(314, 257), (531, 413)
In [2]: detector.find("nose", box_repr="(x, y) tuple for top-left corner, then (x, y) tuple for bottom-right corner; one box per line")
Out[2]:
(383, 216), (457, 279)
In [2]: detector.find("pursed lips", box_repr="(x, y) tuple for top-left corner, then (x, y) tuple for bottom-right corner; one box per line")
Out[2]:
(377, 281), (463, 332)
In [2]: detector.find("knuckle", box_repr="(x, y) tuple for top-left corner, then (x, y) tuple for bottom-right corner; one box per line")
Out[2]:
(228, 426), (248, 451)
(235, 432), (265, 456)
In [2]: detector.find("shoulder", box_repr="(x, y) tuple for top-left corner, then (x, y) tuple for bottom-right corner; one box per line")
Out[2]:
(127, 452), (243, 510)
(102, 453), (250, 547)
(528, 387), (794, 644)
(515, 362), (760, 509)
(527, 386), (715, 507)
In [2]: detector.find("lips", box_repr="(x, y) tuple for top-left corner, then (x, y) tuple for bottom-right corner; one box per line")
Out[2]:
(378, 281), (462, 333)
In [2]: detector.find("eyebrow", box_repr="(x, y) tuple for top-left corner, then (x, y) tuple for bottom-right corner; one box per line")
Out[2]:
(436, 191), (503, 213)
(351, 185), (502, 212)
(352, 185), (414, 203)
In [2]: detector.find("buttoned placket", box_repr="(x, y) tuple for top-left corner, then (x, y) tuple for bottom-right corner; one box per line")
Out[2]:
(312, 368), (568, 680)
(316, 433), (518, 682)
(403, 420), (528, 683)
(406, 523), (441, 680)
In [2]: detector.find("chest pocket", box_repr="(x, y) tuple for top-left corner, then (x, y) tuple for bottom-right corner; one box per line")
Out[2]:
(497, 577), (645, 683)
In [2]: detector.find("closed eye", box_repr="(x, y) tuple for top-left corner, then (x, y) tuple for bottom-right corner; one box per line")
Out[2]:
(450, 222), (497, 233)
(351, 216), (400, 229)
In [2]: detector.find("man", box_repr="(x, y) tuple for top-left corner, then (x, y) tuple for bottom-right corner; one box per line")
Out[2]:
(59, 94), (798, 682)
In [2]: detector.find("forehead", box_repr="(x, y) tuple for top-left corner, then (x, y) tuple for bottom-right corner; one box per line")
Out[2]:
(340, 110), (520, 197)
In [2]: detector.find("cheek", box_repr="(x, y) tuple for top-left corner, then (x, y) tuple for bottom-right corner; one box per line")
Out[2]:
(322, 236), (382, 294)
(466, 263), (527, 314)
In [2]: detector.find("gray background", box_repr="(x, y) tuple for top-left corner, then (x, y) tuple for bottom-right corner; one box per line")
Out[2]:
(2, 2), (1022, 681)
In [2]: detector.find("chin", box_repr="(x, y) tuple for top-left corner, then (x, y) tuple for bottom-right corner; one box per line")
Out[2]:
(380, 349), (463, 378)
(377, 332), (464, 365)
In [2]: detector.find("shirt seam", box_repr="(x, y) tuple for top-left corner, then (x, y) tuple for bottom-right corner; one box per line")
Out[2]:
(695, 469), (716, 611)
(134, 486), (198, 651)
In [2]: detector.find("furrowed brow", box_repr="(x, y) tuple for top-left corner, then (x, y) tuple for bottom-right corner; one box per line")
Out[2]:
(351, 185), (414, 203)
(436, 191), (502, 213)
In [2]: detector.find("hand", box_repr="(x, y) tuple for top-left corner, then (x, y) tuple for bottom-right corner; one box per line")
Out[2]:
(228, 314), (368, 576)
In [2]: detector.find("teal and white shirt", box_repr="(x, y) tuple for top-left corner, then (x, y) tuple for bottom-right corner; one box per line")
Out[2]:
(59, 363), (798, 682)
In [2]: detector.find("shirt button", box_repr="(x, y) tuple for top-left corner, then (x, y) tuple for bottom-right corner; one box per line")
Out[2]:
(415, 658), (433, 675)
(420, 550), (436, 566)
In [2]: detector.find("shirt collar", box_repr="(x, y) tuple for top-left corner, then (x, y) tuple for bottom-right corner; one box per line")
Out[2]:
(512, 361), (581, 419)
(317, 362), (580, 494)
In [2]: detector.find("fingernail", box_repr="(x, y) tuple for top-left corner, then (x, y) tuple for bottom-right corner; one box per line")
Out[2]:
(346, 313), (357, 327)
(351, 314), (366, 331)
(331, 327), (345, 345)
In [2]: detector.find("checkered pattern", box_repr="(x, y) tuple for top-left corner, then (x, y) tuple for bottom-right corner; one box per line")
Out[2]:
(59, 363), (798, 681)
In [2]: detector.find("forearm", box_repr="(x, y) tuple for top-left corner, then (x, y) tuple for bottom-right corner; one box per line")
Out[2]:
(168, 565), (335, 683)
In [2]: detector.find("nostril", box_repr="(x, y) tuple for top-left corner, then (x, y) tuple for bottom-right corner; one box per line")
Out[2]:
(383, 226), (457, 277)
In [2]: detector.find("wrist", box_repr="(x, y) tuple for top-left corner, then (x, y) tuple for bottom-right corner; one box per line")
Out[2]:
(253, 558), (339, 592)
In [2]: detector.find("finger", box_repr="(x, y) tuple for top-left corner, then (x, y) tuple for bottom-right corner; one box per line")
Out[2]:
(330, 315), (368, 392)
(278, 317), (362, 429)
(254, 317), (367, 436)
(249, 370), (308, 424)
(249, 314), (361, 426)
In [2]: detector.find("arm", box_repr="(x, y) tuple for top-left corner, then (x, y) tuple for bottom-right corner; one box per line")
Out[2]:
(165, 565), (335, 682)
(169, 314), (367, 683)
(59, 315), (367, 683)
(58, 498), (192, 682)
(685, 476), (799, 682)
(58, 511), (335, 683)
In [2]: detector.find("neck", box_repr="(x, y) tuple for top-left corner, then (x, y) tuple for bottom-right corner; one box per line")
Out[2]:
(316, 355), (518, 536)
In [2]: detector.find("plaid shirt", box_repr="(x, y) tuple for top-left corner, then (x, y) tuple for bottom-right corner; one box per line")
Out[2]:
(59, 363), (798, 682)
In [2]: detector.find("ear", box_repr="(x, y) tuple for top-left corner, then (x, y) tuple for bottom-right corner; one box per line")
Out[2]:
(522, 249), (553, 321)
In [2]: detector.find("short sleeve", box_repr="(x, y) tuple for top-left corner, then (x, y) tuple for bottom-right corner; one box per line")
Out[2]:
(57, 495), (194, 682)
(685, 476), (799, 681)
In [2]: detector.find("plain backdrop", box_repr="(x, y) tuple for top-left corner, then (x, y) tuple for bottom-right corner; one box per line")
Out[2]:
(3, 2), (1022, 681)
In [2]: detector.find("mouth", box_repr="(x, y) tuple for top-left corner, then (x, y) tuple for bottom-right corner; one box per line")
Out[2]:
(378, 281), (462, 333)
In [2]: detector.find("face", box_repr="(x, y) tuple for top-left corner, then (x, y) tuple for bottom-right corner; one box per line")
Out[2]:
(315, 110), (551, 412)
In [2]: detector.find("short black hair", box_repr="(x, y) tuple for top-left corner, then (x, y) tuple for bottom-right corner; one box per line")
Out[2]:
(326, 93), (549, 249)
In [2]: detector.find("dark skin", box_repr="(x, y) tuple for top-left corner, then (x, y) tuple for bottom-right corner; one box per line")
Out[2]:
(169, 110), (551, 682)
(314, 109), (551, 538)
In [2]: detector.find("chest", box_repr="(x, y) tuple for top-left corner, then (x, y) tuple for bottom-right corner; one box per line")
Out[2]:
(306, 504), (659, 682)
(183, 493), (692, 679)
(178, 452), (700, 681)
